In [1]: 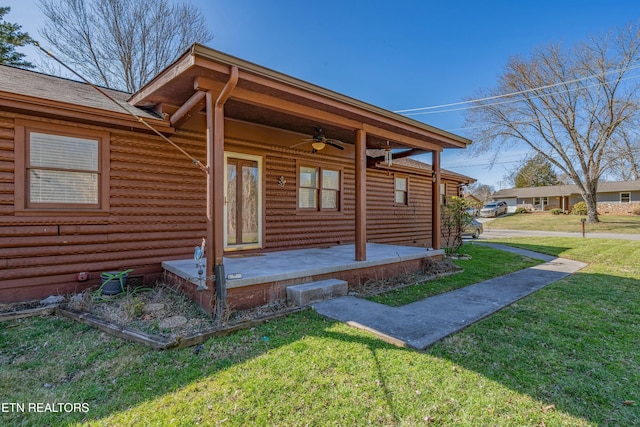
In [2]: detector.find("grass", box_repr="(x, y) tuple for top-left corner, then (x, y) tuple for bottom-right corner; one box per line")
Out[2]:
(368, 243), (541, 306)
(1, 239), (638, 426)
(485, 213), (640, 233)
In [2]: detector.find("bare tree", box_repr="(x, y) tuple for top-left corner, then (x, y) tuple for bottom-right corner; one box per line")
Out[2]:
(605, 124), (640, 181)
(465, 182), (494, 204)
(38, 0), (213, 92)
(465, 23), (640, 223)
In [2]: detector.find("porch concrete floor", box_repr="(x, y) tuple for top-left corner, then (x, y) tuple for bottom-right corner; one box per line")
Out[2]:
(162, 243), (443, 289)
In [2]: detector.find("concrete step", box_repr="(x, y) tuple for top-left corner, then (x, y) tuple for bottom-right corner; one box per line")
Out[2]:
(286, 279), (348, 307)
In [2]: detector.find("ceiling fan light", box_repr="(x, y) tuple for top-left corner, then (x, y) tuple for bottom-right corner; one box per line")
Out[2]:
(311, 141), (326, 151)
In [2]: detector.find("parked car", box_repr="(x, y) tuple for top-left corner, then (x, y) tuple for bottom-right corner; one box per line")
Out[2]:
(463, 218), (483, 239)
(465, 206), (479, 217)
(480, 201), (508, 218)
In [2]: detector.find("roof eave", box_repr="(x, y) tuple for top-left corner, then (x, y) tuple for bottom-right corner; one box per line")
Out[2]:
(129, 43), (471, 149)
(0, 90), (173, 134)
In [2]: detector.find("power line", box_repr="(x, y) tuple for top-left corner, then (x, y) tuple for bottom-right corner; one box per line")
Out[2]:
(444, 155), (526, 168)
(395, 62), (640, 115)
(445, 159), (523, 169)
(403, 72), (640, 117)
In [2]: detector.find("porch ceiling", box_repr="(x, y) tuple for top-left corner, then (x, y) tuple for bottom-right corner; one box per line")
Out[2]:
(130, 44), (470, 151)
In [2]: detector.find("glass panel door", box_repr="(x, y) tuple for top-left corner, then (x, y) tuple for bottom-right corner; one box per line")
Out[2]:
(225, 154), (262, 249)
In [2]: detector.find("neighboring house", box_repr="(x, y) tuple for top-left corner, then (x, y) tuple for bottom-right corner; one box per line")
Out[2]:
(0, 44), (472, 310)
(493, 181), (640, 214)
(463, 193), (482, 206)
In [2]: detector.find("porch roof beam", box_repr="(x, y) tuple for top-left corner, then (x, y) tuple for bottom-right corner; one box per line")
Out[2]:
(189, 61), (462, 150)
(170, 90), (206, 127)
(224, 88), (447, 151)
(361, 124), (443, 152)
(195, 53), (469, 149)
(231, 86), (362, 131)
(391, 148), (429, 160)
(366, 149), (430, 168)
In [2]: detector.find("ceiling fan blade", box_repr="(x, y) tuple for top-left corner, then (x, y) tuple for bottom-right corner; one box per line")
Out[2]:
(290, 141), (310, 148)
(325, 140), (345, 150)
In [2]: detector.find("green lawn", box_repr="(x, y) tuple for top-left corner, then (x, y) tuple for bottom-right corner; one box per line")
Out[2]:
(485, 213), (640, 233)
(1, 239), (638, 426)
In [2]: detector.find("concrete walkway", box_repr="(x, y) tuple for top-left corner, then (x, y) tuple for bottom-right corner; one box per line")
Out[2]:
(313, 244), (587, 350)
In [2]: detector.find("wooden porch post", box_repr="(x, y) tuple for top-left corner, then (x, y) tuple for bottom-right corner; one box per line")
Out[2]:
(202, 67), (238, 320)
(355, 129), (367, 261)
(432, 150), (441, 250)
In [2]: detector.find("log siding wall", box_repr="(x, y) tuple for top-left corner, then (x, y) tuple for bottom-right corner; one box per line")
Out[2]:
(366, 169), (433, 247)
(1, 114), (446, 302)
(1, 113), (208, 302)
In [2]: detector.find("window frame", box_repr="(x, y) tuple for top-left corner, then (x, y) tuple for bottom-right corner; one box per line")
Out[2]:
(394, 174), (409, 206)
(440, 182), (447, 205)
(14, 120), (110, 215)
(296, 161), (343, 212)
(533, 196), (549, 206)
(620, 192), (631, 203)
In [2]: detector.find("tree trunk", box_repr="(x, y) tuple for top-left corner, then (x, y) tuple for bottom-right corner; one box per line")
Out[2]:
(582, 182), (600, 223)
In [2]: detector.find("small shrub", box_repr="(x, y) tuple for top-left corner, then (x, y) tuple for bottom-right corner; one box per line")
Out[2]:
(124, 297), (144, 319)
(571, 201), (588, 215)
(515, 207), (528, 214)
(550, 208), (563, 215)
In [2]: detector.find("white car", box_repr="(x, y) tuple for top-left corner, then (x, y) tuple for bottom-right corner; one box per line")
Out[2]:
(480, 201), (508, 218)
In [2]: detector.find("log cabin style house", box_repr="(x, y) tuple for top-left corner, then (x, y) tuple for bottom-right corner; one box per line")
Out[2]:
(0, 44), (473, 311)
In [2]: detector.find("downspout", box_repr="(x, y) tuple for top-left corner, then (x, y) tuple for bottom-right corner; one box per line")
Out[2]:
(206, 66), (238, 322)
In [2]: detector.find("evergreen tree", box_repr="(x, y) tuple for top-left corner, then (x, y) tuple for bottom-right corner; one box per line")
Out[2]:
(0, 7), (33, 68)
(514, 154), (560, 187)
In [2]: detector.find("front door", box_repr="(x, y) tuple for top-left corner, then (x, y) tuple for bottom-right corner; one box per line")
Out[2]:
(224, 152), (262, 250)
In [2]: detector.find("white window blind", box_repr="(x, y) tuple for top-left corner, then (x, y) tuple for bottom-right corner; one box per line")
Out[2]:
(395, 177), (408, 204)
(28, 132), (100, 205)
(30, 170), (98, 204)
(30, 133), (98, 171)
(299, 166), (318, 209)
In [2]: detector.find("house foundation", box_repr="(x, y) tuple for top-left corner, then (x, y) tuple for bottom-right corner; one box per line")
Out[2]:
(162, 243), (443, 311)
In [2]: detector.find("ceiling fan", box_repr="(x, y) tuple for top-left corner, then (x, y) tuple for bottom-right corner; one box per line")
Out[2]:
(291, 127), (345, 152)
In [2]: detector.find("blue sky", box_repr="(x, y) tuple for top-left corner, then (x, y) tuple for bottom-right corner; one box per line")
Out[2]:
(6, 0), (640, 188)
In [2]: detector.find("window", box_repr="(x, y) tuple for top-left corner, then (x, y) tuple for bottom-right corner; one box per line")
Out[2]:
(298, 166), (318, 209)
(395, 176), (408, 205)
(298, 164), (341, 211)
(621, 192), (631, 203)
(534, 197), (548, 205)
(15, 120), (109, 212)
(322, 169), (340, 209)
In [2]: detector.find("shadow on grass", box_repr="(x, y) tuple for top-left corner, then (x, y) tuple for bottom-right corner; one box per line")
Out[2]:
(429, 270), (640, 426)
(0, 310), (420, 426)
(2, 242), (638, 425)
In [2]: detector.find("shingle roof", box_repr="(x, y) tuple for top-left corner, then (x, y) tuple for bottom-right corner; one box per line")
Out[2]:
(0, 64), (159, 119)
(494, 180), (640, 198)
